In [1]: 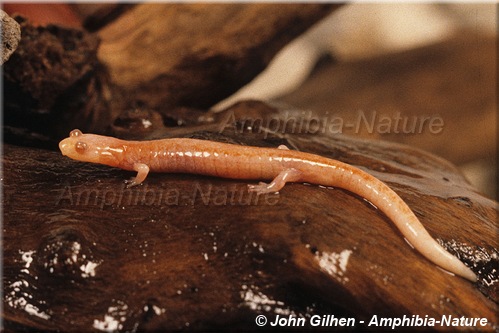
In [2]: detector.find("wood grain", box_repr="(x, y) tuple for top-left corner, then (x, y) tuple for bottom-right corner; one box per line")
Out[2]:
(3, 102), (497, 331)
(96, 4), (338, 111)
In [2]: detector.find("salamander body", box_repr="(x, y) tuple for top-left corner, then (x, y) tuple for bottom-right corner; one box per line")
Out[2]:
(59, 129), (477, 282)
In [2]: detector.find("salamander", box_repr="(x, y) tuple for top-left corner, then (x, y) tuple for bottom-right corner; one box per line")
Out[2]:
(59, 129), (477, 282)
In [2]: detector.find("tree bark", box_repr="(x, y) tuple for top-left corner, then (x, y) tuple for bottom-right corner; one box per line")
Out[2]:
(96, 4), (339, 111)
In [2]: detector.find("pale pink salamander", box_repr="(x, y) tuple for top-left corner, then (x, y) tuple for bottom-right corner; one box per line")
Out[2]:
(59, 129), (476, 282)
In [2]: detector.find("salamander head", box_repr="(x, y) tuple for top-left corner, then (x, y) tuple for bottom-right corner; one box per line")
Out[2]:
(59, 129), (123, 166)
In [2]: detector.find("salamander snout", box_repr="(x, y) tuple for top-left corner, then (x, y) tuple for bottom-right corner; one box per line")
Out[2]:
(59, 138), (70, 156)
(59, 129), (100, 162)
(59, 129), (124, 165)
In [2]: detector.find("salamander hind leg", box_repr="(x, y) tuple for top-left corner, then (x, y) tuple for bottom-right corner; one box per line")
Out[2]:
(248, 168), (302, 195)
(125, 163), (150, 188)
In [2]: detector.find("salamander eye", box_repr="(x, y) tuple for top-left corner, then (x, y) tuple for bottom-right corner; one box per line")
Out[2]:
(75, 141), (88, 153)
(70, 129), (82, 137)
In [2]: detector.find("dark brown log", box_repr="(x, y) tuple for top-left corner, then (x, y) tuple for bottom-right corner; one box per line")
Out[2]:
(2, 4), (497, 331)
(2, 16), (107, 146)
(2, 4), (338, 148)
(96, 4), (339, 111)
(3, 102), (497, 331)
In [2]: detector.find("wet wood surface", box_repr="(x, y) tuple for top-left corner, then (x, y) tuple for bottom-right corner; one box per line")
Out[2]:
(3, 103), (498, 331)
(2, 4), (497, 332)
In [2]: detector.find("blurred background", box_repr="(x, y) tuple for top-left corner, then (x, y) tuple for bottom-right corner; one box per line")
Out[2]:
(215, 4), (496, 104)
(214, 4), (497, 199)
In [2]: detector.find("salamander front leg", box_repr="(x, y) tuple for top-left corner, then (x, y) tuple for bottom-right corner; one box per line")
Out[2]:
(248, 168), (302, 195)
(125, 163), (150, 188)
